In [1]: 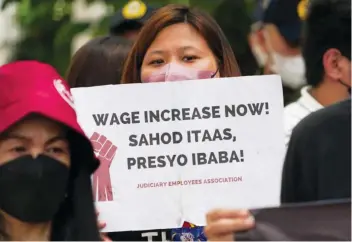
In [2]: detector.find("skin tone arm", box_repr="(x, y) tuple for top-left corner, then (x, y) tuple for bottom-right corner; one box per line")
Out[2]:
(204, 209), (255, 241)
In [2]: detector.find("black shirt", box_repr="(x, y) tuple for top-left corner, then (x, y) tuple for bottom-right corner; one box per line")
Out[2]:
(281, 99), (351, 203)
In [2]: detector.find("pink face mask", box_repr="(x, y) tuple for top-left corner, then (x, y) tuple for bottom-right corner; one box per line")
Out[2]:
(143, 63), (218, 83)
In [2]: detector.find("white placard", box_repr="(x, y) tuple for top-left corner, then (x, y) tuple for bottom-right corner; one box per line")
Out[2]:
(71, 75), (285, 232)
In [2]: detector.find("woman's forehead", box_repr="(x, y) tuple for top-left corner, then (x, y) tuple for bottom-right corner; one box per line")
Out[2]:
(2, 115), (65, 137)
(147, 23), (210, 53)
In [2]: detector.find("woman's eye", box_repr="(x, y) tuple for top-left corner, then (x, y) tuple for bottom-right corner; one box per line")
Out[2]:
(149, 59), (164, 66)
(182, 55), (198, 62)
(47, 147), (65, 154)
(10, 146), (27, 153)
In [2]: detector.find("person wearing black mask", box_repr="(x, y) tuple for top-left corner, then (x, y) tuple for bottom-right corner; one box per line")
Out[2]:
(0, 60), (101, 241)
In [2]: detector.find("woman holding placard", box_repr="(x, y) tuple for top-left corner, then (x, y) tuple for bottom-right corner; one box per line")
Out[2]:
(97, 4), (243, 241)
(121, 4), (241, 84)
(0, 61), (101, 241)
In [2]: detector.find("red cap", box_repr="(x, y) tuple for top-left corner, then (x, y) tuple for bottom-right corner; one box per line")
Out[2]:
(0, 60), (98, 171)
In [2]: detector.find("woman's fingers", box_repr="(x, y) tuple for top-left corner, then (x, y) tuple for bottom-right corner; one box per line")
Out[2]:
(205, 209), (255, 242)
(206, 209), (250, 223)
(96, 209), (111, 241)
(98, 220), (107, 230)
(101, 233), (112, 242)
(96, 210), (107, 230)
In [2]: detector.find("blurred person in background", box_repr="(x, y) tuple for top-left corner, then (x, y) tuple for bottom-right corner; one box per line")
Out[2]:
(66, 35), (132, 88)
(248, 0), (270, 75)
(262, 0), (305, 105)
(0, 61), (101, 240)
(121, 4), (241, 84)
(213, 0), (259, 76)
(202, 1), (351, 240)
(109, 0), (157, 40)
(66, 35), (132, 242)
(281, 0), (351, 203)
(284, 0), (351, 146)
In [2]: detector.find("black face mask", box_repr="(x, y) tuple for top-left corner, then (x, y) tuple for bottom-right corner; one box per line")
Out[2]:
(0, 155), (69, 223)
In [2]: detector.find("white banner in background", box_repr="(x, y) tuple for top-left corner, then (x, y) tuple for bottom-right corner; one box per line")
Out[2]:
(71, 75), (285, 232)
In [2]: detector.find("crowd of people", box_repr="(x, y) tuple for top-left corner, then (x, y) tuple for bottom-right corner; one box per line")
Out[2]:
(0, 0), (350, 240)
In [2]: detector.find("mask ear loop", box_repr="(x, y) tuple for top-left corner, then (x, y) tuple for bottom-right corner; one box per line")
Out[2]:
(211, 68), (219, 78)
(211, 59), (221, 78)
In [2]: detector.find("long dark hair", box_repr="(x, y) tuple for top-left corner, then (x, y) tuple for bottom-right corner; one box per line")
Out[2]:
(66, 35), (133, 88)
(121, 4), (241, 84)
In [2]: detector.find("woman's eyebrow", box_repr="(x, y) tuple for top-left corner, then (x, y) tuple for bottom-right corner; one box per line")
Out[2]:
(0, 134), (30, 142)
(179, 46), (203, 54)
(45, 136), (68, 145)
(180, 46), (196, 51)
(148, 49), (165, 55)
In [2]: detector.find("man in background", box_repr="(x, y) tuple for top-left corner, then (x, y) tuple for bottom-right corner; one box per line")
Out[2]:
(283, 0), (351, 146)
(281, 0), (351, 203)
(248, 0), (270, 75)
(262, 0), (305, 105)
(109, 0), (157, 40)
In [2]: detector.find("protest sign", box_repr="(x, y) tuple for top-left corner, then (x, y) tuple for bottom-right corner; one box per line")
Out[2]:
(71, 75), (285, 232)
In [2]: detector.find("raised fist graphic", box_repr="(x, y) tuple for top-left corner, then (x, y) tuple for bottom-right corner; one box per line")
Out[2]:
(90, 132), (117, 202)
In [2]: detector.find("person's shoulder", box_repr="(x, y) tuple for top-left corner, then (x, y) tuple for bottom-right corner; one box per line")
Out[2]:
(292, 99), (351, 137)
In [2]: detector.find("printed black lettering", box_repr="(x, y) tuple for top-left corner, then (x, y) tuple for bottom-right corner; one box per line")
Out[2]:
(223, 128), (232, 140)
(157, 156), (167, 168)
(139, 134), (149, 146)
(127, 158), (136, 169)
(237, 104), (247, 116)
(137, 157), (147, 169)
(208, 152), (218, 164)
(148, 156), (157, 168)
(201, 107), (211, 119)
(167, 155), (176, 167)
(213, 129), (223, 141)
(149, 110), (160, 122)
(144, 110), (149, 123)
(248, 103), (264, 115)
(224, 105), (236, 117)
(230, 150), (240, 162)
(191, 108), (202, 119)
(171, 109), (181, 121)
(202, 130), (212, 142)
(160, 133), (171, 144)
(149, 133), (160, 146)
(172, 132), (183, 144)
(219, 151), (228, 163)
(128, 134), (138, 147)
(93, 113), (109, 126)
(212, 106), (221, 118)
(161, 110), (170, 121)
(110, 113), (120, 125)
(183, 108), (191, 120)
(120, 112), (131, 124)
(197, 153), (207, 165)
(177, 155), (188, 166)
(131, 111), (140, 123)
